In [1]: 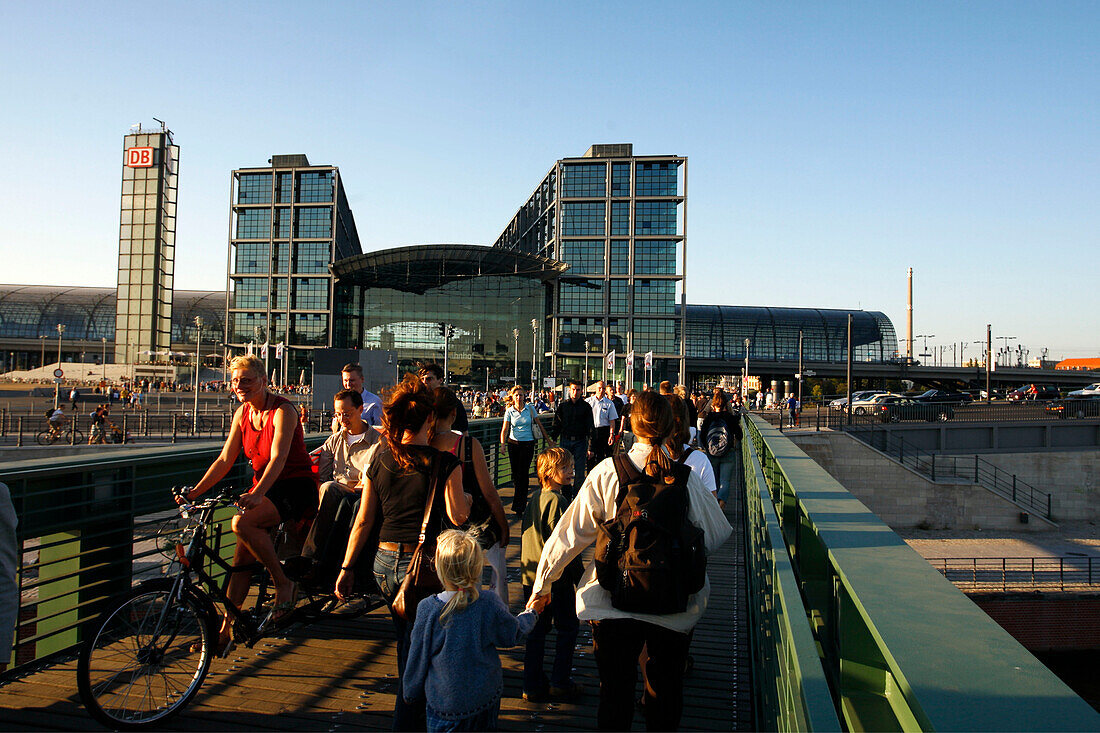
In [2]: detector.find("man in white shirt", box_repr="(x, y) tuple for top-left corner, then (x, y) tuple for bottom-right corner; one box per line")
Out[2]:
(586, 381), (619, 470)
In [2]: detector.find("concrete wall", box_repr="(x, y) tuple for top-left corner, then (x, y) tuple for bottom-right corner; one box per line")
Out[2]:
(947, 450), (1100, 522)
(789, 432), (1050, 531)
(973, 596), (1100, 652)
(852, 420), (1100, 453)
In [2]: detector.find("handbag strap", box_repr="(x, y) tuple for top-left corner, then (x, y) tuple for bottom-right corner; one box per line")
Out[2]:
(416, 452), (441, 545)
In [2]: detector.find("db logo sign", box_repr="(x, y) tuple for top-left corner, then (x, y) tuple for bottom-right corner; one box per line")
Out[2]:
(126, 147), (155, 168)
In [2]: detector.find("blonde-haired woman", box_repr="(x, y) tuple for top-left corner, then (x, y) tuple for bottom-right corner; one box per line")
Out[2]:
(403, 530), (537, 731)
(498, 384), (554, 516)
(178, 354), (318, 651)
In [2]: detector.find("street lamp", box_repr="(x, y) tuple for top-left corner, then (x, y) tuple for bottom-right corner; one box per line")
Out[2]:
(193, 316), (203, 433)
(54, 324), (66, 408)
(531, 318), (538, 390)
(513, 328), (519, 384)
(584, 339), (590, 384)
(101, 337), (107, 383)
(743, 338), (751, 404)
(39, 335), (46, 371)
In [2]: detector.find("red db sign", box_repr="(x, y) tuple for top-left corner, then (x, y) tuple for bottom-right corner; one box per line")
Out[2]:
(126, 147), (154, 167)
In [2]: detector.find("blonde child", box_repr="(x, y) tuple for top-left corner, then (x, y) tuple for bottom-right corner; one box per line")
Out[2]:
(403, 530), (537, 731)
(520, 447), (584, 703)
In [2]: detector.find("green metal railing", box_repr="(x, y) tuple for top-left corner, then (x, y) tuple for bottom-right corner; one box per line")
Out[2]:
(0, 415), (547, 675)
(743, 413), (1100, 731)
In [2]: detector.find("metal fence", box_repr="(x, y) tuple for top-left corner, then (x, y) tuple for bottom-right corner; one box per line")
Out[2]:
(929, 556), (1100, 594)
(813, 399), (1100, 428)
(0, 414), (548, 676)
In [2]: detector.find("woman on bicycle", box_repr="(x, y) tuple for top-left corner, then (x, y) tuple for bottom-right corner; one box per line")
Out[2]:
(336, 374), (470, 731)
(178, 354), (318, 649)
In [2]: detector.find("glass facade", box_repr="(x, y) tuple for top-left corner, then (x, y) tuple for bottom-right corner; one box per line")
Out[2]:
(227, 157), (361, 378)
(494, 145), (686, 385)
(115, 130), (178, 364)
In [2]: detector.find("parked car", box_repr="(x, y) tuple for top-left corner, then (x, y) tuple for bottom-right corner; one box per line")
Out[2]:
(1045, 394), (1100, 419)
(978, 388), (1005, 400)
(877, 395), (954, 422)
(1007, 384), (1060, 401)
(1067, 382), (1100, 398)
(850, 391), (893, 415)
(830, 390), (887, 412)
(913, 389), (974, 404)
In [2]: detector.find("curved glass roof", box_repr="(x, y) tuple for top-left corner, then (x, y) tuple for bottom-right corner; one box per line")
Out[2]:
(331, 244), (568, 294)
(0, 285), (226, 343)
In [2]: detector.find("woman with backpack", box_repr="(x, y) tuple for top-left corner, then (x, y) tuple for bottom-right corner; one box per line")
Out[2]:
(699, 389), (743, 510)
(527, 392), (731, 731)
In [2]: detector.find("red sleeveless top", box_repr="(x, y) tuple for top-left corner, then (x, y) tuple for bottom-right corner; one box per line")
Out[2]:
(240, 394), (317, 488)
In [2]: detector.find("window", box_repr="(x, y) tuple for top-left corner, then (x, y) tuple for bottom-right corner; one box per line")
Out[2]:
(238, 173), (272, 204)
(634, 240), (677, 275)
(609, 240), (630, 275)
(558, 280), (604, 314)
(229, 311), (266, 343)
(235, 209), (270, 239)
(609, 280), (630, 314)
(561, 163), (606, 197)
(234, 242), (268, 274)
(611, 163), (630, 196)
(231, 278), (268, 309)
(296, 171), (333, 202)
(635, 162), (678, 196)
(634, 201), (677, 235)
(607, 318), (628, 353)
(272, 243), (289, 273)
(293, 278), (329, 310)
(558, 317), (603, 352)
(561, 203), (605, 236)
(611, 202), (630, 235)
(634, 280), (676, 314)
(272, 278), (288, 309)
(295, 207), (331, 238)
(274, 208), (291, 238)
(560, 240), (604, 276)
(292, 313), (328, 346)
(294, 242), (330, 273)
(633, 318), (677, 353)
(275, 172), (292, 203)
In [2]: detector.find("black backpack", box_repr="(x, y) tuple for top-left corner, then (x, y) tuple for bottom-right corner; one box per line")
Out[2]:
(594, 455), (706, 614)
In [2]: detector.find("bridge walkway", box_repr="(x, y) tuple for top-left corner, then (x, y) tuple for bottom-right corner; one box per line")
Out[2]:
(1, 478), (752, 731)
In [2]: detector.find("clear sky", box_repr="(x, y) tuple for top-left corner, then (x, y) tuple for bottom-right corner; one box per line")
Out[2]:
(1, 1), (1096, 362)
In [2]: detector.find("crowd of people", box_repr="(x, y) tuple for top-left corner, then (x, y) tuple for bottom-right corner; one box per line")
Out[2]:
(180, 358), (744, 731)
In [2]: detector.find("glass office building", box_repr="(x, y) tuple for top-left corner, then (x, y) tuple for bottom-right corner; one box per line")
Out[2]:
(226, 155), (361, 378)
(115, 126), (179, 365)
(331, 245), (566, 385)
(494, 144), (686, 385)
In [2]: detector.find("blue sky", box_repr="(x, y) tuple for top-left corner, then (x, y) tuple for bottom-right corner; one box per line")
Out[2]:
(1, 1), (1096, 361)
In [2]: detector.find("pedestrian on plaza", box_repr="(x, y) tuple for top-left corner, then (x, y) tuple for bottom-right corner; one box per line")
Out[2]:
(418, 362), (468, 431)
(521, 448), (583, 703)
(699, 389), (743, 510)
(785, 394), (800, 428)
(587, 381), (619, 470)
(69, 387), (79, 410)
(403, 530), (537, 732)
(499, 385), (554, 516)
(336, 374), (470, 731)
(526, 392), (732, 731)
(550, 380), (592, 498)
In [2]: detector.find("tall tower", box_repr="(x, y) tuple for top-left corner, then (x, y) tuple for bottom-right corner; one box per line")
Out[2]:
(115, 123), (178, 366)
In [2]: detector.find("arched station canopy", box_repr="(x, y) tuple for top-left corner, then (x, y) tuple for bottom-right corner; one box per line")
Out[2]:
(330, 244), (568, 295)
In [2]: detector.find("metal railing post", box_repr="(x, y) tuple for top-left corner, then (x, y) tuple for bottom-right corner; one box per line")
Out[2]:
(1047, 494), (1052, 520)
(974, 455), (979, 483)
(931, 453), (936, 482)
(1013, 474), (1017, 502)
(16, 416), (23, 447)
(122, 415), (128, 444)
(1, 406), (5, 437)
(172, 414), (178, 444)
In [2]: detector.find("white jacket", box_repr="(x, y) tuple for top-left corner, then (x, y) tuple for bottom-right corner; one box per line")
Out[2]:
(531, 442), (733, 633)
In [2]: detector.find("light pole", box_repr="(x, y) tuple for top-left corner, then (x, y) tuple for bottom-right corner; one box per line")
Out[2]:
(513, 328), (519, 384)
(54, 324), (65, 408)
(797, 330), (803, 407)
(584, 340), (590, 384)
(39, 335), (46, 370)
(531, 318), (538, 390)
(915, 334), (935, 363)
(101, 337), (107, 383)
(193, 316), (203, 433)
(743, 338), (751, 403)
(996, 335), (1016, 367)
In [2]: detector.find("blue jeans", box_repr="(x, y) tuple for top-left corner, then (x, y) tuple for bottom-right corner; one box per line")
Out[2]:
(425, 702), (499, 732)
(522, 582), (579, 693)
(559, 437), (588, 500)
(709, 449), (741, 504)
(374, 548), (422, 731)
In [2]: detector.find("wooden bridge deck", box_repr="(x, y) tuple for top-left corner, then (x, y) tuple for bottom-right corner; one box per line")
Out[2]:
(1, 481), (751, 731)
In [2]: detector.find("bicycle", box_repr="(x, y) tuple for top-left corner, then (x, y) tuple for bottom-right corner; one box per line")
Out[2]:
(76, 486), (382, 729)
(36, 423), (84, 445)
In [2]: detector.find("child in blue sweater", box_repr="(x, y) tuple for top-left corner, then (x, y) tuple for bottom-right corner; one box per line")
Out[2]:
(403, 530), (538, 731)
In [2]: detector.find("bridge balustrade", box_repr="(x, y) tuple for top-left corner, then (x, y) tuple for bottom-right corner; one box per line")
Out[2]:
(742, 413), (1099, 731)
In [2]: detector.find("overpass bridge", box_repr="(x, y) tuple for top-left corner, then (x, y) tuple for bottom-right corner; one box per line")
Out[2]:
(689, 358), (1100, 391)
(2, 417), (1098, 730)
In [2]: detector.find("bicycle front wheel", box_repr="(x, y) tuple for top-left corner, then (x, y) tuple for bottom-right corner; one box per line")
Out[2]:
(36, 430), (54, 446)
(69, 428), (85, 444)
(77, 581), (216, 729)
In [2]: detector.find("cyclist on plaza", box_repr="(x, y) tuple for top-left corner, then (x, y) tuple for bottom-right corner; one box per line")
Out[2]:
(177, 354), (318, 652)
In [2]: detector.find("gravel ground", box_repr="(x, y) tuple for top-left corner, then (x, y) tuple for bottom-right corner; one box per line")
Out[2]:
(900, 521), (1100, 559)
